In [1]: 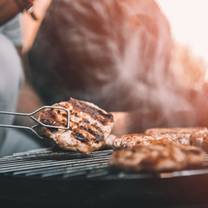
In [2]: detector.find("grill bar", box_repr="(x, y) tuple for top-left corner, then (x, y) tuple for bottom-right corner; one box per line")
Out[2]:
(0, 152), (111, 168)
(0, 155), (110, 173)
(10, 158), (109, 176)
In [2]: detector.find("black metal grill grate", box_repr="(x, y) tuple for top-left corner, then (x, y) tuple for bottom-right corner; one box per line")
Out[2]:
(0, 148), (113, 178)
(1, 148), (208, 180)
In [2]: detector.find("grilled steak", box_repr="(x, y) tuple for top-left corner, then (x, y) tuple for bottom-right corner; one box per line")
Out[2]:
(38, 98), (114, 154)
(110, 143), (204, 172)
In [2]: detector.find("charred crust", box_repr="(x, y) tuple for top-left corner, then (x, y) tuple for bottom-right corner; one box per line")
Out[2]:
(39, 110), (66, 126)
(79, 126), (104, 142)
(69, 98), (113, 125)
(73, 132), (88, 142)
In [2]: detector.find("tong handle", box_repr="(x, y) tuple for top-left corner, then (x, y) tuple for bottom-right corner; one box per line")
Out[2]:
(0, 106), (70, 139)
(0, 123), (42, 138)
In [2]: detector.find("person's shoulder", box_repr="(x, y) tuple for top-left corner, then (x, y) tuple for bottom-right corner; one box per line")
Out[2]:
(0, 15), (21, 31)
(0, 15), (22, 46)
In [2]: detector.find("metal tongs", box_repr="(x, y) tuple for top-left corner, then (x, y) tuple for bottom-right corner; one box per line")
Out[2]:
(0, 106), (70, 139)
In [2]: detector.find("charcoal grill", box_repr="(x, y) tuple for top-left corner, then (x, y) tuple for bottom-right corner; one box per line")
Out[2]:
(1, 148), (208, 208)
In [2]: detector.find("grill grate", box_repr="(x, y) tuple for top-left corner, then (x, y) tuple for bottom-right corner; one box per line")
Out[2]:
(0, 148), (113, 178)
(1, 148), (208, 179)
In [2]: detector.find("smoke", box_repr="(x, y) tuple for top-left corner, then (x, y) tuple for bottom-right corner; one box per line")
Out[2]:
(29, 0), (208, 131)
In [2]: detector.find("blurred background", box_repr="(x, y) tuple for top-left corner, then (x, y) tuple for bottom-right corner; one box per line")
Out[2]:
(157, 0), (208, 64)
(22, 0), (208, 61)
(2, 0), (208, 155)
(20, 0), (208, 131)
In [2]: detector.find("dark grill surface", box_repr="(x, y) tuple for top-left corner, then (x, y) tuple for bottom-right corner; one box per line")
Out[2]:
(0, 148), (208, 180)
(1, 148), (208, 207)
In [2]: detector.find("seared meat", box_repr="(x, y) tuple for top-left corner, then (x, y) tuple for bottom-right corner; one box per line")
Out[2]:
(110, 143), (204, 172)
(105, 134), (166, 148)
(39, 98), (114, 154)
(105, 134), (174, 149)
(190, 128), (208, 152)
(109, 129), (205, 172)
(145, 127), (208, 150)
(145, 127), (207, 136)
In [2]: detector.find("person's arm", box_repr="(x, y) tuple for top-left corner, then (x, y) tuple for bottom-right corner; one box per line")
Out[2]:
(0, 0), (34, 25)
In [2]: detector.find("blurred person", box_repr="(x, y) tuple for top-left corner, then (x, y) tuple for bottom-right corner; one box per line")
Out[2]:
(29, 0), (208, 134)
(0, 0), (42, 156)
(28, 0), (180, 134)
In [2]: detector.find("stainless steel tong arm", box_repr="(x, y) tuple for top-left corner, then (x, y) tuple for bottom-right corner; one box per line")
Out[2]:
(0, 106), (70, 139)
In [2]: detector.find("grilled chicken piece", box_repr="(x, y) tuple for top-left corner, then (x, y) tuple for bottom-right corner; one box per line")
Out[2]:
(105, 133), (192, 149)
(145, 127), (208, 150)
(190, 129), (208, 152)
(105, 134), (164, 149)
(146, 129), (191, 145)
(110, 143), (204, 172)
(145, 127), (207, 136)
(38, 98), (114, 154)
